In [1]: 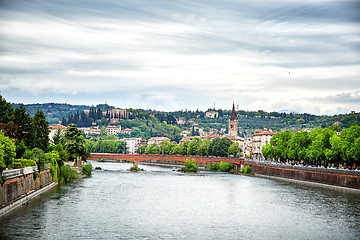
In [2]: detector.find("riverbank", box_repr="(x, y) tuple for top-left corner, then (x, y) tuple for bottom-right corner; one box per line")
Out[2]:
(244, 160), (360, 190)
(0, 167), (55, 218)
(254, 173), (360, 194)
(0, 181), (57, 218)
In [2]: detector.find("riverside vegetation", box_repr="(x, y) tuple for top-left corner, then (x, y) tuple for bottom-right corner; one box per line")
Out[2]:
(0, 96), (92, 185)
(181, 159), (198, 173)
(262, 123), (360, 168)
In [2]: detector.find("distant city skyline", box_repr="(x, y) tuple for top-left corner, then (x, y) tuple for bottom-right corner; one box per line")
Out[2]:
(0, 0), (359, 115)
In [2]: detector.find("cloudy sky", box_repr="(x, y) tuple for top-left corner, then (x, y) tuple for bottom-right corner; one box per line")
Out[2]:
(0, 0), (359, 115)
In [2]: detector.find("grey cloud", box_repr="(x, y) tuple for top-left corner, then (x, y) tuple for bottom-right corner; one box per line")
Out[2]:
(0, 0), (359, 114)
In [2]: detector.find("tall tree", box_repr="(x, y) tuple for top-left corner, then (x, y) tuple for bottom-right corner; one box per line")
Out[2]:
(64, 124), (89, 161)
(28, 110), (49, 151)
(0, 95), (15, 137)
(13, 104), (32, 144)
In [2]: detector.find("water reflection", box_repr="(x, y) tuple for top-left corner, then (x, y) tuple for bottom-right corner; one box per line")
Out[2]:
(1, 161), (359, 240)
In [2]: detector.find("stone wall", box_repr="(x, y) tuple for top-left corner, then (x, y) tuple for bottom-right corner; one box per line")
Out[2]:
(244, 161), (360, 189)
(0, 169), (52, 207)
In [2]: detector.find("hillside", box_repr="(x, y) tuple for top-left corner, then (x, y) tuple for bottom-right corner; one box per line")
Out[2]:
(13, 102), (360, 138)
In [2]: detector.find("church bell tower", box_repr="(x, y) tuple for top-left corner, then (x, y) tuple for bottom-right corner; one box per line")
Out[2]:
(228, 103), (238, 136)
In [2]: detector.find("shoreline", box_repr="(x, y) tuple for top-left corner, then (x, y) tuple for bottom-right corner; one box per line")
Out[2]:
(93, 160), (360, 193)
(254, 173), (360, 194)
(0, 182), (58, 218)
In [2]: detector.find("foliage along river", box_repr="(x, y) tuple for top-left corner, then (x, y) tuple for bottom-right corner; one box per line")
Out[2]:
(1, 161), (360, 240)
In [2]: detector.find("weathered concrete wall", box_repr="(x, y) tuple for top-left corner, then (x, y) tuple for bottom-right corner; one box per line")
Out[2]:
(0, 169), (52, 207)
(244, 161), (360, 189)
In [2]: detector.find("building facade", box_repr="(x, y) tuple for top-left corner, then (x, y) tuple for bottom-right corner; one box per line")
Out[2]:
(122, 137), (144, 154)
(251, 129), (276, 160)
(105, 125), (121, 135)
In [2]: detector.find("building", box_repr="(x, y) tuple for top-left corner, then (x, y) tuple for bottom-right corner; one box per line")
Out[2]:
(79, 127), (102, 135)
(121, 137), (144, 154)
(205, 111), (218, 118)
(251, 129), (276, 160)
(105, 125), (122, 135)
(49, 124), (67, 143)
(228, 103), (238, 136)
(121, 128), (132, 135)
(147, 137), (171, 145)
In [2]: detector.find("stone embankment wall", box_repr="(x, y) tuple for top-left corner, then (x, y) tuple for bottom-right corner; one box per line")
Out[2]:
(244, 161), (360, 189)
(0, 169), (52, 208)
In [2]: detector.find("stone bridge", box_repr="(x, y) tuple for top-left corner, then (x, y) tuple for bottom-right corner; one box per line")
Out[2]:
(87, 153), (244, 170)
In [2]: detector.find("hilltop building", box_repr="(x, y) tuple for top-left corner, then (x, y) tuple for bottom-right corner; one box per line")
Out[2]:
(228, 103), (238, 137)
(205, 111), (218, 118)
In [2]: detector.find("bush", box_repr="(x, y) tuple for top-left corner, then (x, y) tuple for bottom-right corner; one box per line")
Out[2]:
(12, 159), (37, 169)
(218, 162), (234, 172)
(240, 165), (254, 175)
(60, 165), (78, 183)
(130, 163), (144, 172)
(207, 163), (220, 171)
(207, 162), (233, 172)
(82, 163), (93, 176)
(181, 159), (198, 173)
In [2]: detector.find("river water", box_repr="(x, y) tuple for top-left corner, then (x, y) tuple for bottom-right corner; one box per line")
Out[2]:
(1, 161), (360, 240)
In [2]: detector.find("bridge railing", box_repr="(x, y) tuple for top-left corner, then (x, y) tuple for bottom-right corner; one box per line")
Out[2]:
(89, 153), (244, 165)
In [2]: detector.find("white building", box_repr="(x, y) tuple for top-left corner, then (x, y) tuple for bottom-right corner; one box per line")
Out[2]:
(121, 137), (143, 154)
(251, 129), (276, 160)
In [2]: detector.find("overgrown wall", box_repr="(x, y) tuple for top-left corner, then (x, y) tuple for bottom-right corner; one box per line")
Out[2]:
(244, 161), (360, 189)
(0, 169), (52, 207)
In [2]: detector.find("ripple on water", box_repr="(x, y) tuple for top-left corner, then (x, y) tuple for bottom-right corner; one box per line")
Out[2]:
(1, 161), (360, 240)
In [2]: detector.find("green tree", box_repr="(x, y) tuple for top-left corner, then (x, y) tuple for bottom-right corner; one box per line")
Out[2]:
(270, 130), (293, 162)
(46, 151), (61, 182)
(137, 144), (147, 154)
(228, 142), (242, 158)
(32, 147), (49, 171)
(187, 138), (201, 156)
(64, 124), (89, 161)
(51, 128), (66, 146)
(145, 143), (157, 154)
(208, 137), (232, 157)
(198, 139), (210, 156)
(0, 95), (15, 137)
(28, 110), (50, 151)
(287, 130), (311, 161)
(13, 104), (32, 144)
(0, 132), (16, 172)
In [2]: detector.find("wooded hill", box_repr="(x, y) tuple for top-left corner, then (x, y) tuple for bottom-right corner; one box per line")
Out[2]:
(13, 102), (360, 138)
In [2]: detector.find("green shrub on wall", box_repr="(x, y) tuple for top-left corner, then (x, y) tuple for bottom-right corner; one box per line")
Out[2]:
(12, 159), (37, 168)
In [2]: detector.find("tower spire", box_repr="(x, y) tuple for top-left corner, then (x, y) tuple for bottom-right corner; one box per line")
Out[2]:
(230, 102), (236, 121)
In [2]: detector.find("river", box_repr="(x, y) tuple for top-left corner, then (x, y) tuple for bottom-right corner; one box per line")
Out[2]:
(1, 161), (360, 239)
